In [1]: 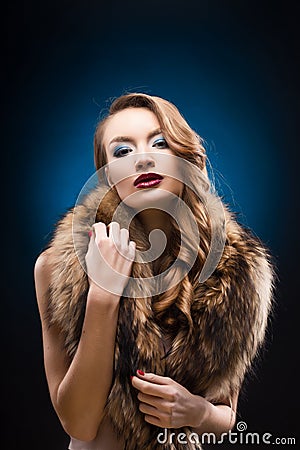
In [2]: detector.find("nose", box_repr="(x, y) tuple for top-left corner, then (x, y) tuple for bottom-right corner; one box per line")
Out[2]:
(135, 154), (155, 171)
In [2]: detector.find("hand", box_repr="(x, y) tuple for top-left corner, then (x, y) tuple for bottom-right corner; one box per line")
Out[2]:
(131, 371), (207, 429)
(85, 222), (136, 296)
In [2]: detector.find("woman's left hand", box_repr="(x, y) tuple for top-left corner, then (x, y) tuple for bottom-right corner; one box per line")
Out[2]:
(131, 371), (207, 429)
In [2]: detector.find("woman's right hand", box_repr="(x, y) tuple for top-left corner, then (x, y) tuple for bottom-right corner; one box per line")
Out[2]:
(85, 221), (136, 297)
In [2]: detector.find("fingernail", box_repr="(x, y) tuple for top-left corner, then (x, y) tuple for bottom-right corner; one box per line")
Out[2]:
(88, 230), (93, 237)
(137, 370), (145, 376)
(130, 375), (134, 381)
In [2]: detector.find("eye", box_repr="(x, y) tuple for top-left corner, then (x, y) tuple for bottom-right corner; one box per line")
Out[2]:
(113, 146), (133, 158)
(152, 138), (168, 149)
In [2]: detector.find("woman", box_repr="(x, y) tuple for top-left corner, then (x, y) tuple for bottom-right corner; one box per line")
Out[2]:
(34, 93), (275, 450)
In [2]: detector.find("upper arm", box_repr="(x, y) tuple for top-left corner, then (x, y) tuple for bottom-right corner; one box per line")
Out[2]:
(34, 250), (69, 409)
(214, 390), (239, 430)
(211, 389), (239, 411)
(227, 390), (239, 413)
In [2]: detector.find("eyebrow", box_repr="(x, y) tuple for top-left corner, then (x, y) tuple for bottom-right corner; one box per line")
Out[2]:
(108, 128), (162, 147)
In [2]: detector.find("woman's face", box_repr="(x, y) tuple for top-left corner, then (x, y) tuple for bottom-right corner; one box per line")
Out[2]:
(102, 107), (184, 209)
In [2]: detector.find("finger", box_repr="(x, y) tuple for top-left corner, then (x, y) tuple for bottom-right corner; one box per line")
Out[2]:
(128, 240), (136, 260)
(108, 221), (120, 245)
(135, 371), (172, 386)
(137, 392), (171, 412)
(120, 228), (130, 246)
(93, 222), (108, 240)
(118, 228), (129, 256)
(144, 414), (162, 427)
(132, 377), (170, 399)
(139, 402), (160, 417)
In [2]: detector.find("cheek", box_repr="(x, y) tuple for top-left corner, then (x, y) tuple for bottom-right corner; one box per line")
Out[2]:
(161, 158), (183, 192)
(108, 159), (134, 185)
(168, 178), (184, 197)
(115, 179), (132, 200)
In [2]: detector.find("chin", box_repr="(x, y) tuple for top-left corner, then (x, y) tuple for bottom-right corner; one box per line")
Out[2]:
(121, 188), (179, 210)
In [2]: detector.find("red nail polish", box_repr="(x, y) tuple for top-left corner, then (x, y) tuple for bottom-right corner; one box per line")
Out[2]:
(130, 376), (133, 380)
(137, 370), (145, 376)
(88, 230), (93, 237)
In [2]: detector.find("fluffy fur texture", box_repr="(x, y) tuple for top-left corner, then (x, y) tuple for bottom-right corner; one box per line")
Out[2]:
(47, 185), (275, 450)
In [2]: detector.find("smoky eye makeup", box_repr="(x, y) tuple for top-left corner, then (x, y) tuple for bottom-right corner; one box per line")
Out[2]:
(111, 133), (168, 157)
(152, 137), (168, 148)
(113, 145), (133, 158)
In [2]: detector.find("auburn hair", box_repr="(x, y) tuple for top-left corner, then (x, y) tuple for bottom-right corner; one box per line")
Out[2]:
(93, 93), (213, 335)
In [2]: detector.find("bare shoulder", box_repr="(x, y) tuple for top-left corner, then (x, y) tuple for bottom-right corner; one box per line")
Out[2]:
(34, 248), (54, 317)
(34, 248), (53, 279)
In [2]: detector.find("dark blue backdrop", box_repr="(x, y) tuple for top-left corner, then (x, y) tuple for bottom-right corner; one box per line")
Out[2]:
(3, 1), (299, 448)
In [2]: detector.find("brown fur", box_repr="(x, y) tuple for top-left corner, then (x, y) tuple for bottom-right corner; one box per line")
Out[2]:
(46, 185), (275, 450)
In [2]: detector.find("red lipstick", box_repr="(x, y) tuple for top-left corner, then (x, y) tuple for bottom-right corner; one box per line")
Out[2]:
(134, 172), (163, 188)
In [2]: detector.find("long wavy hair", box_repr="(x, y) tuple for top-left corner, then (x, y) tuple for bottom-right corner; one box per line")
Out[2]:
(93, 93), (219, 335)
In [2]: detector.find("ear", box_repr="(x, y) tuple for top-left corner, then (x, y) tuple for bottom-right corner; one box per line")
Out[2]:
(104, 167), (113, 187)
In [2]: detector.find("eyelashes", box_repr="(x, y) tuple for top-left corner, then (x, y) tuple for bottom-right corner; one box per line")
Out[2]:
(152, 138), (168, 149)
(113, 137), (168, 158)
(113, 146), (132, 158)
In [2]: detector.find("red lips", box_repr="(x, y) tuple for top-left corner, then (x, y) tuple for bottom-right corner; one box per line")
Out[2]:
(134, 172), (163, 186)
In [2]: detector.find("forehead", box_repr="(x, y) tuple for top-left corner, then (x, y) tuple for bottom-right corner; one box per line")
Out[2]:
(103, 108), (160, 144)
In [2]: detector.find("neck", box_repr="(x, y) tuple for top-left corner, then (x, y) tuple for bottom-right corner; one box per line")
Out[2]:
(136, 209), (174, 268)
(136, 208), (172, 239)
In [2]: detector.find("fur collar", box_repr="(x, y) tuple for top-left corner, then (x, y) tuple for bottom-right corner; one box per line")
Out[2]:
(47, 185), (274, 450)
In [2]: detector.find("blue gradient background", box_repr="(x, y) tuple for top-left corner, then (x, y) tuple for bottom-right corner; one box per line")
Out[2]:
(3, 1), (299, 448)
